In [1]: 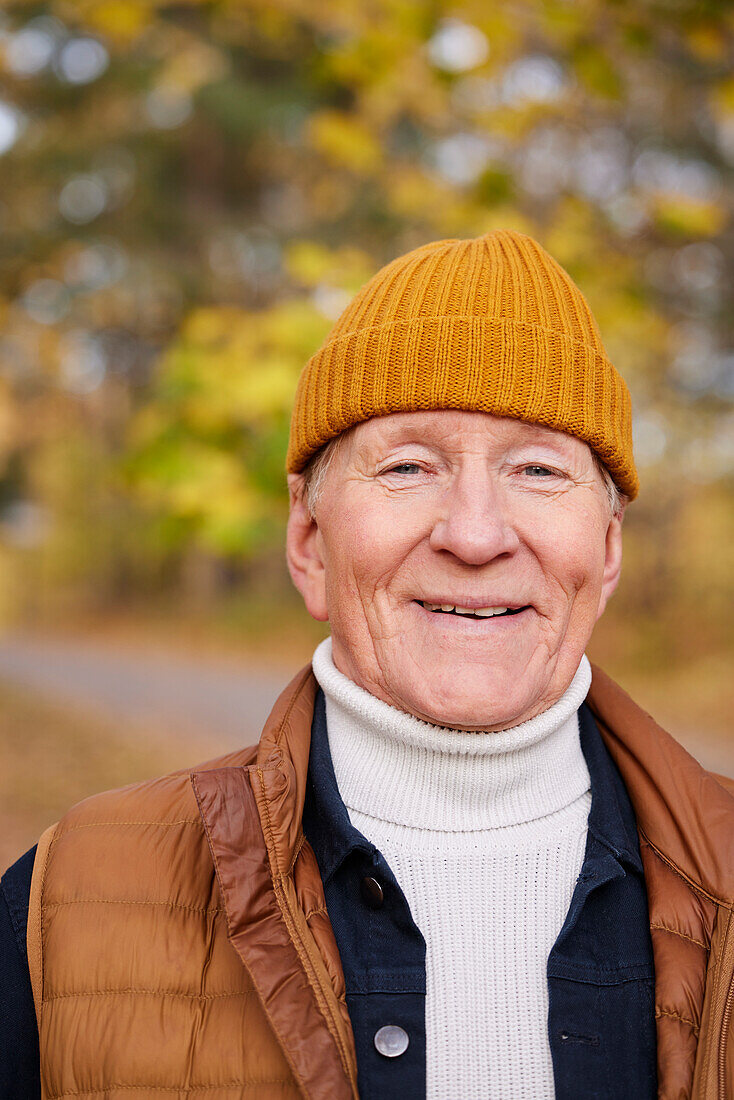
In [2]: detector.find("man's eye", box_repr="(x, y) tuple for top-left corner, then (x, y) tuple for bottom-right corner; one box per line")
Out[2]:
(524, 465), (557, 477)
(385, 463), (422, 475)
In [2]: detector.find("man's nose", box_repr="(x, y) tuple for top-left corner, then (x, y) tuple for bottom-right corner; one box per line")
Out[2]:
(428, 472), (520, 565)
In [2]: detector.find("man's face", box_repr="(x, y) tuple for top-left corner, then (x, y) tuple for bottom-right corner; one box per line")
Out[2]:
(287, 410), (624, 731)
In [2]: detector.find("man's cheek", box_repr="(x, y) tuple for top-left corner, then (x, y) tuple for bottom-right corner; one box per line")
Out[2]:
(344, 509), (397, 564)
(543, 527), (600, 590)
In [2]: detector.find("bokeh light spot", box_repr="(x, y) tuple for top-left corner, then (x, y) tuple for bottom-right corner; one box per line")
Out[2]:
(427, 19), (489, 74)
(59, 175), (108, 224)
(56, 37), (109, 84)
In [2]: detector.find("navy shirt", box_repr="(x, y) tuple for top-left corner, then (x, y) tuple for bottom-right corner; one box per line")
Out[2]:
(302, 691), (658, 1100)
(1, 698), (657, 1098)
(0, 844), (41, 1099)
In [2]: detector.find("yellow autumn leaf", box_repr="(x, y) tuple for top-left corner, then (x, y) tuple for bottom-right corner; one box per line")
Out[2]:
(76, 0), (151, 42)
(685, 24), (727, 64)
(306, 110), (382, 174)
(284, 240), (373, 291)
(652, 194), (727, 238)
(710, 76), (734, 117)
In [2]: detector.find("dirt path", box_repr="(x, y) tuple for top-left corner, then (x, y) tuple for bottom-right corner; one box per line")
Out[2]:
(0, 631), (299, 756)
(0, 630), (731, 774)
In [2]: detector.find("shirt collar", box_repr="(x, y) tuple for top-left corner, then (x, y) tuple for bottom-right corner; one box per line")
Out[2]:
(578, 701), (643, 874)
(302, 688), (376, 883)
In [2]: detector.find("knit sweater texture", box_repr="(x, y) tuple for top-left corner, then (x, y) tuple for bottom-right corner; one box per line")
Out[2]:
(311, 637), (593, 1100)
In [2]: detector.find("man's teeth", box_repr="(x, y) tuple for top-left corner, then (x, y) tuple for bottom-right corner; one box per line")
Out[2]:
(421, 602), (509, 617)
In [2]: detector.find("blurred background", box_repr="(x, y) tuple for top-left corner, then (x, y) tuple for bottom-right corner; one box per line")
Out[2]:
(0, 0), (732, 869)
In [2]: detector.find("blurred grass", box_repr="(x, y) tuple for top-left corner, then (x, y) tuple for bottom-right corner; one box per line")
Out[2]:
(589, 645), (734, 741)
(0, 677), (215, 873)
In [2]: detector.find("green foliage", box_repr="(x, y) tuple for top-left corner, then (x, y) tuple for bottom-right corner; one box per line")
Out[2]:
(123, 299), (331, 555)
(0, 0), (730, 655)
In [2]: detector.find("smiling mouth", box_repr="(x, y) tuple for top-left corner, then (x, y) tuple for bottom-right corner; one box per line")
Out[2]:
(416, 601), (530, 619)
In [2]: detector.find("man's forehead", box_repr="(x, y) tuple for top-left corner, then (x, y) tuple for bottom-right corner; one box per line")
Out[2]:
(350, 410), (585, 454)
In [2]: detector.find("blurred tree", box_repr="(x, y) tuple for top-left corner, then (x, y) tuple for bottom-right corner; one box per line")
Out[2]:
(0, 0), (731, 659)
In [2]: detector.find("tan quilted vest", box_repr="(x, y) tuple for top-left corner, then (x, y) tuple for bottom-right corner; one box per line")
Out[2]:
(28, 664), (734, 1099)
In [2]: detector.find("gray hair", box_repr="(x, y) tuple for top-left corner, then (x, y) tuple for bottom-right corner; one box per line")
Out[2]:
(300, 431), (351, 517)
(593, 454), (626, 518)
(300, 432), (626, 519)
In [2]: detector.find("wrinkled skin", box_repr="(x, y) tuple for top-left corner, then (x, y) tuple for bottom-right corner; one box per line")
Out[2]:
(287, 410), (624, 731)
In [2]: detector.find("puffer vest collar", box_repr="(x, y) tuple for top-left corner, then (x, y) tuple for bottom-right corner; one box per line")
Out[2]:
(586, 665), (734, 907)
(192, 667), (359, 1099)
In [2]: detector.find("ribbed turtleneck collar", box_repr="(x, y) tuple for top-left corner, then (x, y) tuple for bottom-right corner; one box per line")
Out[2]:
(311, 637), (592, 832)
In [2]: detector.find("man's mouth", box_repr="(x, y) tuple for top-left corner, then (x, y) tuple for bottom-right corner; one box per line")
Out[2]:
(416, 601), (529, 620)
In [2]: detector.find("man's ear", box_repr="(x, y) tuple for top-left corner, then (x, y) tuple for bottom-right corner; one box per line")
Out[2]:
(286, 474), (329, 622)
(596, 507), (626, 621)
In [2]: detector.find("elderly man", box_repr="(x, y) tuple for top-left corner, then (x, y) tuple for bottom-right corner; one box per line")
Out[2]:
(2, 229), (734, 1100)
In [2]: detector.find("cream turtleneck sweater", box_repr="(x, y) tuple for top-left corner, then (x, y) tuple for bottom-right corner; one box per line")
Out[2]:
(312, 637), (593, 1100)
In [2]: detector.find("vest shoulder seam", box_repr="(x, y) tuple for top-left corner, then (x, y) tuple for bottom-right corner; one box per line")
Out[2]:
(47, 1079), (294, 1098)
(655, 1008), (701, 1035)
(640, 832), (732, 910)
(650, 922), (710, 951)
(44, 987), (256, 1001)
(45, 898), (222, 915)
(56, 818), (204, 833)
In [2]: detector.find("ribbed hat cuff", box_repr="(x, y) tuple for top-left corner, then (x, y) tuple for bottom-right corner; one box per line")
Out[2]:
(286, 314), (638, 499)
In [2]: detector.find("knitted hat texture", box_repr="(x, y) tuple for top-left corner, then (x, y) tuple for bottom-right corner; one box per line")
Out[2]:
(287, 228), (638, 499)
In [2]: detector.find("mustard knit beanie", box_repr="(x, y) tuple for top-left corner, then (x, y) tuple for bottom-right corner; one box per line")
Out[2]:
(287, 228), (638, 499)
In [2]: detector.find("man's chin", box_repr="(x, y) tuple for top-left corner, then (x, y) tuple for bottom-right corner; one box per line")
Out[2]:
(396, 674), (540, 732)
(420, 706), (531, 733)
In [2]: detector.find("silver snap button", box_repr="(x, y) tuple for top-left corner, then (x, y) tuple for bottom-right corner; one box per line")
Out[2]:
(374, 1024), (409, 1058)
